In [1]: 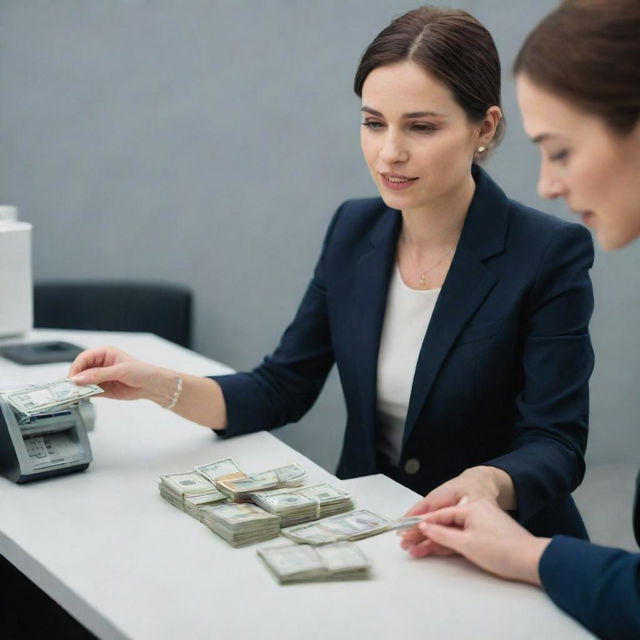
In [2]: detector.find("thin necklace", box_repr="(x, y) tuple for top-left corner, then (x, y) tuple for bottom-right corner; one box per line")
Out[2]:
(403, 239), (455, 286)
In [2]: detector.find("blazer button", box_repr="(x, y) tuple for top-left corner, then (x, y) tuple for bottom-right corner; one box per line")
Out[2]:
(404, 458), (420, 475)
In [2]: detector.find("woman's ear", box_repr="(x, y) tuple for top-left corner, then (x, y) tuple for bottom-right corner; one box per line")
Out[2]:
(479, 105), (503, 148)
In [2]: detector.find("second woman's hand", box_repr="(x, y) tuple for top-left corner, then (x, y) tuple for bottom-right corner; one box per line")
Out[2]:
(399, 465), (516, 557)
(418, 499), (551, 586)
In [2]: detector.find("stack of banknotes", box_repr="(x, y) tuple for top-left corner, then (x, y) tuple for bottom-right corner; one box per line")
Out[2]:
(194, 457), (246, 485)
(4, 378), (103, 418)
(212, 463), (307, 501)
(282, 509), (420, 545)
(159, 457), (244, 519)
(159, 471), (227, 521)
(249, 482), (355, 527)
(258, 541), (371, 584)
(201, 502), (281, 547)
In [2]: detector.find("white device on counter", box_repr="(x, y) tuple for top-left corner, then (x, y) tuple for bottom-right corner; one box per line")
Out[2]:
(0, 205), (33, 338)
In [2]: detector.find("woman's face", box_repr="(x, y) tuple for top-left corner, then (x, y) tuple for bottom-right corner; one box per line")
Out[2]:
(516, 73), (640, 250)
(360, 61), (487, 214)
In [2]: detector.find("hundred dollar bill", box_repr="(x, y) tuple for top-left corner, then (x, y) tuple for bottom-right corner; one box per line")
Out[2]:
(385, 515), (424, 531)
(258, 541), (371, 584)
(249, 482), (354, 526)
(195, 458), (243, 484)
(201, 502), (280, 547)
(160, 470), (220, 498)
(282, 509), (393, 545)
(159, 471), (227, 520)
(6, 378), (103, 417)
(216, 463), (308, 501)
(271, 463), (306, 486)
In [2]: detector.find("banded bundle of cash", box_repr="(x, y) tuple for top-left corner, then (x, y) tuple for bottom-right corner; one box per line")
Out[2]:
(282, 509), (394, 545)
(195, 457), (244, 484)
(213, 463), (307, 502)
(249, 482), (355, 527)
(5, 379), (103, 418)
(258, 541), (371, 584)
(202, 502), (281, 547)
(159, 471), (227, 520)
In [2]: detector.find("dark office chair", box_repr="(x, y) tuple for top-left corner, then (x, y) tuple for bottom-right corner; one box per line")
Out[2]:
(33, 280), (193, 348)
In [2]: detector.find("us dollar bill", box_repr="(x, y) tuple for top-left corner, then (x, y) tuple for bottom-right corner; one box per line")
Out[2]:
(215, 463), (308, 501)
(249, 482), (354, 526)
(195, 458), (243, 484)
(159, 470), (227, 521)
(201, 502), (280, 547)
(258, 541), (371, 584)
(6, 378), (103, 417)
(385, 515), (424, 531)
(282, 509), (393, 545)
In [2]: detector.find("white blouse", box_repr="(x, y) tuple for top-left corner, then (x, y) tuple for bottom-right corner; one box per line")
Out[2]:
(376, 265), (440, 466)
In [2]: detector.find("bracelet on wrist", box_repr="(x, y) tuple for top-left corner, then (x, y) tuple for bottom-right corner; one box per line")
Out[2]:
(164, 376), (183, 410)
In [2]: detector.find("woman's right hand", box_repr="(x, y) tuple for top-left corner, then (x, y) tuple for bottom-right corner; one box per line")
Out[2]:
(69, 346), (164, 401)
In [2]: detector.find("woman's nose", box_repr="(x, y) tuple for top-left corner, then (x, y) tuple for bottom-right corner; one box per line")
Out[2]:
(537, 164), (568, 200)
(379, 132), (408, 164)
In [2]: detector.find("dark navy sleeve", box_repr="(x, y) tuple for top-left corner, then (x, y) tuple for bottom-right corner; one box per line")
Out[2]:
(209, 202), (346, 438)
(540, 535), (640, 639)
(486, 223), (594, 523)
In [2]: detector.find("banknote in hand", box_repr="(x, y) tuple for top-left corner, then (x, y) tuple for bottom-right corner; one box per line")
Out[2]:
(5, 378), (103, 417)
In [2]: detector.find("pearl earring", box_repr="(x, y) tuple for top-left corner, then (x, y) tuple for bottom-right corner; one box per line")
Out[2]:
(477, 146), (486, 153)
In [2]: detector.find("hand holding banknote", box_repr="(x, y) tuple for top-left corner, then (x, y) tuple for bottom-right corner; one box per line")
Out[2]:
(69, 346), (163, 401)
(69, 346), (227, 427)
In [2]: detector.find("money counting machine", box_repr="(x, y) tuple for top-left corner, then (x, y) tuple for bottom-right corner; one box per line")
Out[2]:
(0, 397), (94, 483)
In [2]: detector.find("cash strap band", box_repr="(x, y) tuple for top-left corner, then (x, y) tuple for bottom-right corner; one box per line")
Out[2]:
(164, 376), (183, 410)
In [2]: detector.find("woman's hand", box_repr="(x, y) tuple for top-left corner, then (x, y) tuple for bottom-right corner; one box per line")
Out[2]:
(69, 346), (171, 403)
(417, 499), (550, 586)
(399, 466), (516, 557)
(69, 346), (228, 428)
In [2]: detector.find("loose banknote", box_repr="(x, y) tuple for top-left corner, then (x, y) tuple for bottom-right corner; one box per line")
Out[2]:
(282, 509), (393, 545)
(5, 378), (103, 417)
(258, 541), (371, 584)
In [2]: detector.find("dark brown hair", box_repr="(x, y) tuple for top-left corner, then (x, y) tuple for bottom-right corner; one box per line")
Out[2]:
(514, 0), (640, 134)
(354, 6), (504, 151)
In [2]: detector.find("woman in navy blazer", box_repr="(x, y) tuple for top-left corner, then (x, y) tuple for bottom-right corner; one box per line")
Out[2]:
(407, 1), (640, 638)
(70, 8), (593, 539)
(211, 164), (593, 538)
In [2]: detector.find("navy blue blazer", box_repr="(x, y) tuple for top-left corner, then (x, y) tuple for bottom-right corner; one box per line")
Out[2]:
(539, 474), (640, 639)
(214, 166), (595, 538)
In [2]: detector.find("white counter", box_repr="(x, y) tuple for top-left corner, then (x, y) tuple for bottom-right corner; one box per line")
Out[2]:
(0, 330), (594, 639)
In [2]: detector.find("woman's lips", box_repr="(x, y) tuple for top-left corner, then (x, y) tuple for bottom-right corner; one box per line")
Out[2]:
(380, 173), (419, 191)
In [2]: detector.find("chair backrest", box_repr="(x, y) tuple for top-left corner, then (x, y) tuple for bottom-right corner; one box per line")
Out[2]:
(33, 280), (192, 348)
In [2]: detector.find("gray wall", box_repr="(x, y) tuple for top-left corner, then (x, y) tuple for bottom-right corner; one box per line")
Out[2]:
(1, 0), (638, 472)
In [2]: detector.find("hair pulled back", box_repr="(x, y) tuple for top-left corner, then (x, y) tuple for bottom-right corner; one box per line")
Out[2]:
(354, 5), (504, 152)
(514, 0), (640, 134)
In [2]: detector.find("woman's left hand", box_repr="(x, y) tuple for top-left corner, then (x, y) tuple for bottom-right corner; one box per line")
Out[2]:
(399, 465), (515, 557)
(417, 500), (550, 585)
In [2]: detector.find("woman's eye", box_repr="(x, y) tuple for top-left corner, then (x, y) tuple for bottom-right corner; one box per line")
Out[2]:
(411, 122), (437, 134)
(361, 120), (385, 130)
(549, 149), (569, 162)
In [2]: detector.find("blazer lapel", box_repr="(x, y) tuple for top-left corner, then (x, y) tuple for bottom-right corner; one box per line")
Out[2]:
(354, 207), (401, 448)
(403, 166), (509, 446)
